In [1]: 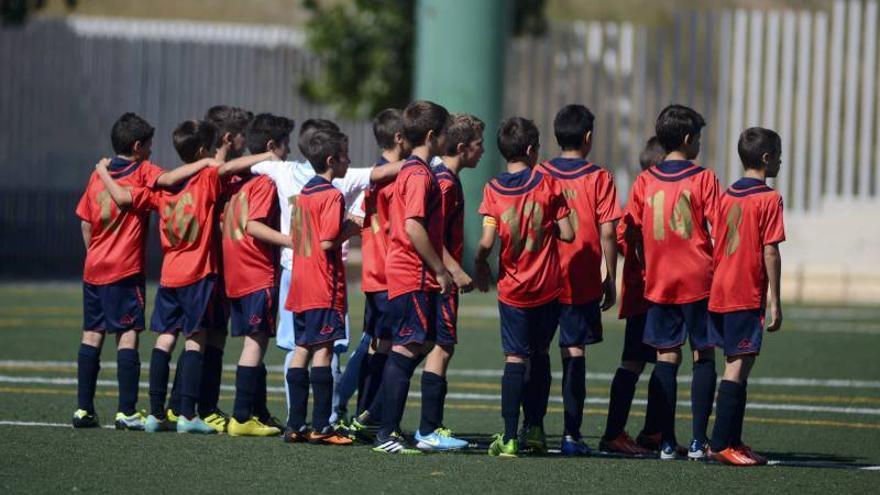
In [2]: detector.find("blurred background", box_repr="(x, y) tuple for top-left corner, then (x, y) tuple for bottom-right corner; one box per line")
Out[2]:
(0, 0), (877, 304)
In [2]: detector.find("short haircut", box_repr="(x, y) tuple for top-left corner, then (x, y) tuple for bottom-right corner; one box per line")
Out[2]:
(655, 104), (706, 152)
(402, 100), (449, 146)
(204, 105), (254, 137)
(639, 136), (666, 170)
(553, 104), (595, 150)
(444, 113), (485, 156)
(172, 120), (218, 163)
(111, 112), (155, 155)
(247, 113), (295, 154)
(738, 127), (781, 170)
(497, 117), (539, 162)
(303, 129), (349, 174)
(298, 118), (340, 156)
(373, 108), (404, 150)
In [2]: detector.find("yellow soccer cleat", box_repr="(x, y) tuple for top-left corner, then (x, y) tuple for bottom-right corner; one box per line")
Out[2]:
(228, 417), (282, 437)
(202, 410), (230, 434)
(166, 408), (179, 423)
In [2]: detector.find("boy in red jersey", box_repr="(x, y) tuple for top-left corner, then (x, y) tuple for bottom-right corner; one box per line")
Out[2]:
(413, 113), (484, 451)
(282, 129), (356, 446)
(534, 104), (621, 455)
(371, 101), (454, 455)
(708, 128), (784, 466)
(624, 104), (721, 460)
(73, 113), (218, 430)
(601, 136), (668, 455)
(476, 117), (574, 457)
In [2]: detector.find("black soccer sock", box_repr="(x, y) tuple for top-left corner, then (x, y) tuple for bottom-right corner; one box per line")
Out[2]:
(523, 353), (551, 429)
(116, 348), (140, 415)
(561, 356), (586, 439)
(709, 380), (742, 452)
(179, 350), (204, 419)
(77, 344), (101, 413)
(356, 352), (372, 413)
(691, 358), (717, 443)
(501, 362), (527, 442)
(604, 367), (639, 440)
(148, 349), (171, 417)
(254, 363), (270, 419)
(198, 345), (224, 417)
(311, 366), (333, 431)
(168, 352), (184, 415)
(652, 361), (679, 446)
(286, 367), (309, 430)
(730, 380), (748, 446)
(419, 371), (446, 435)
(379, 351), (419, 438)
(359, 352), (388, 417)
(642, 369), (662, 435)
(232, 365), (259, 423)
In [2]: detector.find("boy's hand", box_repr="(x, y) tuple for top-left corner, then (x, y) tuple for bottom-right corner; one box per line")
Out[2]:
(474, 260), (492, 293)
(452, 269), (474, 294)
(767, 300), (782, 332)
(600, 276), (617, 311)
(94, 157), (111, 171)
(436, 269), (454, 295)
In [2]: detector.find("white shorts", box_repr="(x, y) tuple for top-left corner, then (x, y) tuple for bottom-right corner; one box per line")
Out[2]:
(276, 266), (350, 352)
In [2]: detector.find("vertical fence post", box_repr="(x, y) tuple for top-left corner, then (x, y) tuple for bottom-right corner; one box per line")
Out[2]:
(842, 0), (862, 199)
(793, 11), (812, 213)
(809, 13), (828, 212)
(825, 0), (846, 199)
(859, 1), (878, 200)
(777, 13), (797, 204)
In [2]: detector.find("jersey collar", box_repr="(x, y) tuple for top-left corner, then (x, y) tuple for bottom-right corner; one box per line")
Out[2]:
(649, 160), (704, 181)
(728, 177), (773, 197)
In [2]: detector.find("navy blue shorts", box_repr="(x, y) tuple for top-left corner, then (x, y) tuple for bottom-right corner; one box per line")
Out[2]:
(388, 291), (437, 346)
(229, 287), (277, 337)
(709, 309), (764, 357)
(435, 292), (459, 346)
(498, 300), (560, 358)
(363, 291), (393, 340)
(621, 313), (656, 363)
(150, 275), (220, 336)
(82, 275), (145, 333)
(558, 299), (603, 347)
(293, 308), (346, 347)
(643, 298), (717, 351)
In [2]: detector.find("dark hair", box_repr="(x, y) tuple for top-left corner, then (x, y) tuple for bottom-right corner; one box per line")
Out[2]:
(247, 113), (295, 154)
(497, 117), (539, 162)
(639, 136), (666, 170)
(172, 120), (218, 163)
(298, 118), (340, 156)
(444, 113), (485, 155)
(204, 105), (254, 137)
(655, 104), (706, 152)
(373, 109), (404, 150)
(111, 112), (155, 155)
(303, 129), (349, 173)
(402, 100), (449, 147)
(553, 104), (595, 150)
(738, 127), (781, 170)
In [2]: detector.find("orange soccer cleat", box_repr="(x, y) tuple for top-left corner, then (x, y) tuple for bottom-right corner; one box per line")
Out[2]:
(709, 446), (758, 466)
(600, 432), (652, 455)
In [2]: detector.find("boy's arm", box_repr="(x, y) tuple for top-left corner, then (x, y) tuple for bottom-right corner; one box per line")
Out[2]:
(443, 247), (473, 293)
(246, 220), (293, 249)
(555, 216), (575, 243)
(218, 151), (277, 177)
(319, 218), (361, 250)
(405, 217), (453, 294)
(80, 221), (92, 248)
(369, 160), (405, 184)
(474, 218), (497, 293)
(154, 158), (219, 188)
(764, 243), (783, 332)
(95, 159), (133, 207)
(599, 221), (618, 311)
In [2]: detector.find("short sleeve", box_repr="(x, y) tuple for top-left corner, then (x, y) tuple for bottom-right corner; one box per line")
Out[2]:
(129, 186), (155, 213)
(478, 184), (495, 219)
(625, 174), (646, 229)
(318, 193), (344, 242)
(762, 195), (786, 245)
(335, 167), (373, 206)
(251, 161), (279, 179)
(75, 183), (92, 221)
(596, 169), (622, 223)
(140, 161), (165, 189)
(401, 170), (430, 220)
(247, 178), (276, 222)
(700, 169), (721, 226)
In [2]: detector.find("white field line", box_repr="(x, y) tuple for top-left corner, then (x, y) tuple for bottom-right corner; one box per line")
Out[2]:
(1, 360), (879, 389)
(2, 374), (880, 417)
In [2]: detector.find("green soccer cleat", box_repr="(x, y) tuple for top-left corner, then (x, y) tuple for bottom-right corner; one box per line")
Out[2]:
(144, 414), (175, 433)
(177, 416), (217, 434)
(349, 415), (379, 442)
(72, 409), (100, 429)
(488, 434), (518, 458)
(114, 411), (146, 431)
(228, 417), (282, 437)
(519, 426), (547, 454)
(166, 408), (179, 423)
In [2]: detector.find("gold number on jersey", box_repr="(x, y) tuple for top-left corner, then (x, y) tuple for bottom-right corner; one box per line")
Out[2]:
(290, 195), (312, 257)
(647, 189), (694, 241)
(562, 188), (579, 234)
(97, 190), (123, 233)
(725, 204), (743, 256)
(500, 201), (545, 260)
(223, 191), (248, 241)
(163, 192), (199, 247)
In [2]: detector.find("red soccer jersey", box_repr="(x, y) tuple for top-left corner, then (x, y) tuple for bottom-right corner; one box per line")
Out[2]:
(147, 166), (222, 288)
(617, 204), (649, 319)
(75, 158), (164, 285)
(221, 175), (279, 298)
(385, 156), (444, 299)
(286, 176), (347, 313)
(709, 178), (785, 312)
(538, 158), (621, 304)
(434, 163), (465, 264)
(479, 167), (570, 308)
(624, 160), (720, 304)
(360, 158), (394, 293)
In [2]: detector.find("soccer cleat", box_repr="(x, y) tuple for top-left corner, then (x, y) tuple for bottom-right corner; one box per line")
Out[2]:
(687, 439), (708, 460)
(258, 415), (284, 432)
(144, 414), (175, 433)
(599, 432), (652, 455)
(659, 441), (679, 460)
(282, 426), (309, 443)
(734, 444), (767, 465)
(202, 410), (230, 434)
(414, 427), (468, 451)
(114, 411), (146, 431)
(709, 446), (758, 466)
(636, 431), (661, 451)
(372, 432), (423, 455)
(487, 434), (518, 458)
(228, 417), (282, 437)
(518, 426), (547, 454)
(72, 409), (99, 429)
(560, 435), (592, 457)
(308, 426), (355, 445)
(176, 416), (217, 434)
(166, 408), (179, 423)
(349, 415), (380, 442)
